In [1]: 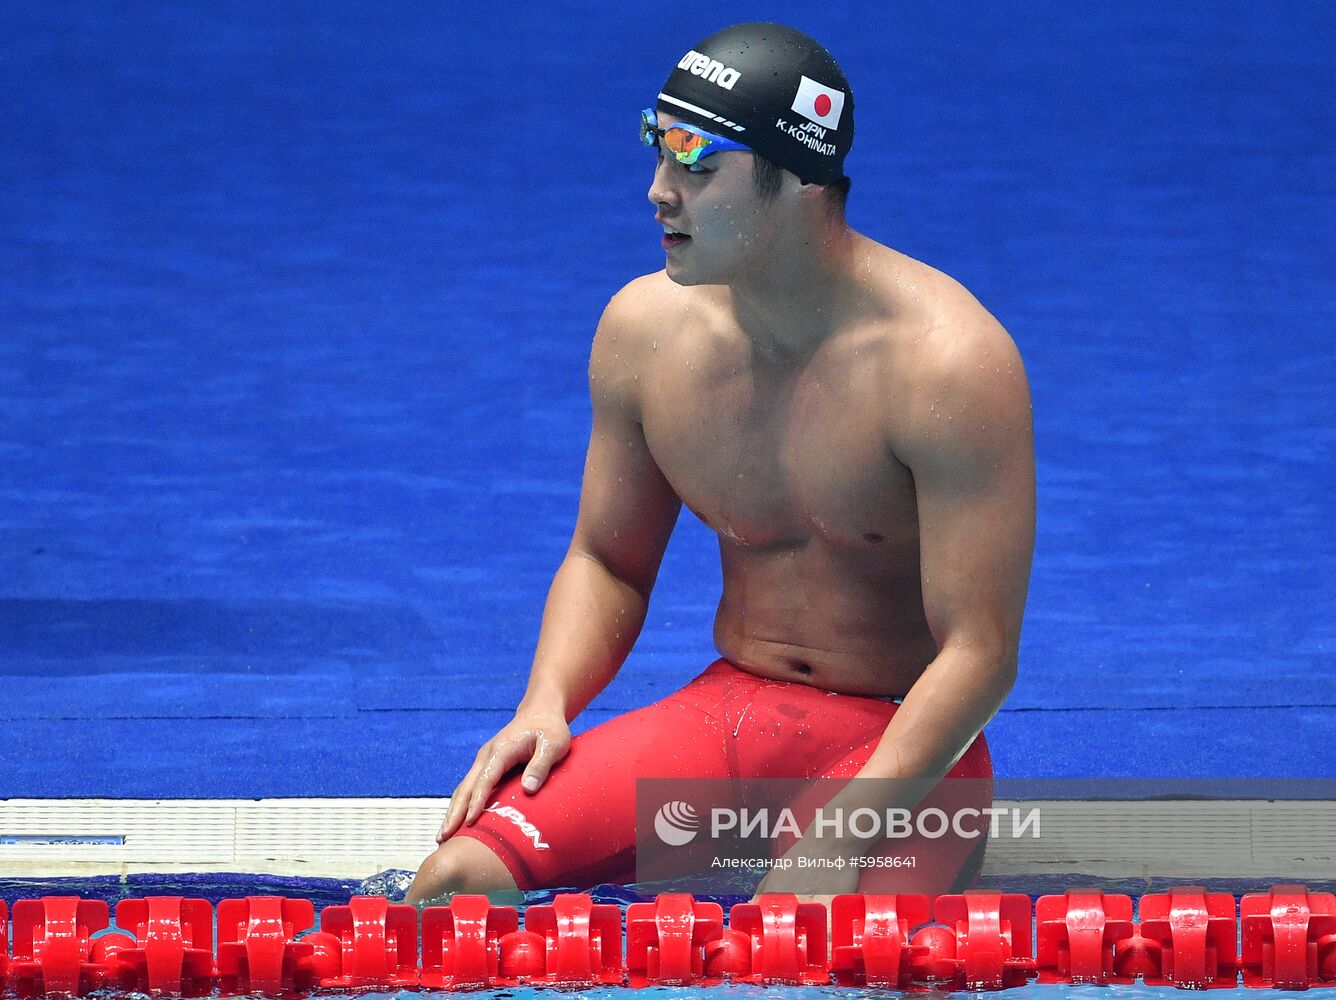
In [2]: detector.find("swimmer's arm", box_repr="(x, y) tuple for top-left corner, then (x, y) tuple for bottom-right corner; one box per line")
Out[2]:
(869, 328), (1033, 775)
(441, 289), (681, 835)
(806, 327), (1035, 840)
(516, 288), (682, 724)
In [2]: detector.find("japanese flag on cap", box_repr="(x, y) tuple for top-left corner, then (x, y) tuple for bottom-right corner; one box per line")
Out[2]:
(791, 74), (846, 129)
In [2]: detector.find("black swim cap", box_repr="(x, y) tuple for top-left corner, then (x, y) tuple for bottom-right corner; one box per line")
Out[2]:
(656, 22), (854, 186)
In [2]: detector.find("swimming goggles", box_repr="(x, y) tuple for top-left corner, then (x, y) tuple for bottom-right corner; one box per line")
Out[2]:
(640, 107), (749, 165)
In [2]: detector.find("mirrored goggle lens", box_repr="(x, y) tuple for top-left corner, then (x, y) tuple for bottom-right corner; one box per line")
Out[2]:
(640, 112), (713, 165)
(662, 128), (711, 164)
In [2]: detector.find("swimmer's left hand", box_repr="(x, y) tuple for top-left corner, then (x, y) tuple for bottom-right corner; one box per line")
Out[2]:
(436, 712), (571, 844)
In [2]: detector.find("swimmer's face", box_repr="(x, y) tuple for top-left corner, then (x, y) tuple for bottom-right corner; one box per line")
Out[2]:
(647, 113), (789, 286)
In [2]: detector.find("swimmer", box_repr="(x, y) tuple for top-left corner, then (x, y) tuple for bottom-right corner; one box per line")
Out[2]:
(408, 22), (1034, 904)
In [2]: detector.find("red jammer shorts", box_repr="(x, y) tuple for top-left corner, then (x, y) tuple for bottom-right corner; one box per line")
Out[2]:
(452, 658), (993, 892)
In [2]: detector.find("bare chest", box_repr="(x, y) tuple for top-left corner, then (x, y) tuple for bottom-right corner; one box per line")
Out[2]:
(640, 358), (918, 550)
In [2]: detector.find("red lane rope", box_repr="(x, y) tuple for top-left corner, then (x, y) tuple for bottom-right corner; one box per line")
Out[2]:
(2, 887), (1335, 993)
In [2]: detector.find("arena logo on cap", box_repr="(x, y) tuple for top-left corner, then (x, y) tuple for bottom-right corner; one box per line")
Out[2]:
(791, 74), (845, 129)
(676, 49), (742, 91)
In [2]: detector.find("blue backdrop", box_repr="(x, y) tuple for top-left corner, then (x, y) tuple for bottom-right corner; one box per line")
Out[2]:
(2, 2), (1333, 796)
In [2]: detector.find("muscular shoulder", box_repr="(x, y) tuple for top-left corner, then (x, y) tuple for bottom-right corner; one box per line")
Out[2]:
(887, 264), (1032, 463)
(912, 270), (1023, 390)
(594, 270), (685, 342)
(588, 271), (707, 417)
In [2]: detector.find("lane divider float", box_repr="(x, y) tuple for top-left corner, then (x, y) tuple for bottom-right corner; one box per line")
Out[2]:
(2, 886), (1335, 992)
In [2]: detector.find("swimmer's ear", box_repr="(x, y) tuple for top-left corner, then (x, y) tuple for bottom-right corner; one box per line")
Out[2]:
(793, 176), (829, 204)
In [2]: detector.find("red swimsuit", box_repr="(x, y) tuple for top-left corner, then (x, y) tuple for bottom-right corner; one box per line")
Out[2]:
(453, 658), (993, 892)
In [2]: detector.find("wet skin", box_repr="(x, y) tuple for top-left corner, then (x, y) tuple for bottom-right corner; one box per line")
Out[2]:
(618, 119), (1034, 696)
(615, 245), (1030, 696)
(407, 116), (1035, 903)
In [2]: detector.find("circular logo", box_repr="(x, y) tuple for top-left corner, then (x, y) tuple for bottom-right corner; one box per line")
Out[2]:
(654, 800), (700, 846)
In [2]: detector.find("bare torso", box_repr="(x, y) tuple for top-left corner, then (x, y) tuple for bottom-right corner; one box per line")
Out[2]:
(632, 236), (995, 695)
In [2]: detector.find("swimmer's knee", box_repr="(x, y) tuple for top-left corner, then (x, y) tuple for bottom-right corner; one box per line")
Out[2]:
(405, 838), (520, 905)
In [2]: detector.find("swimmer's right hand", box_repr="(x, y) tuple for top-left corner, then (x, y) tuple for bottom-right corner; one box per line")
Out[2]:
(436, 713), (571, 844)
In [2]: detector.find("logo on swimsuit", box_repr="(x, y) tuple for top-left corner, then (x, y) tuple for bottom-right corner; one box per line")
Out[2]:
(486, 804), (550, 850)
(653, 800), (700, 846)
